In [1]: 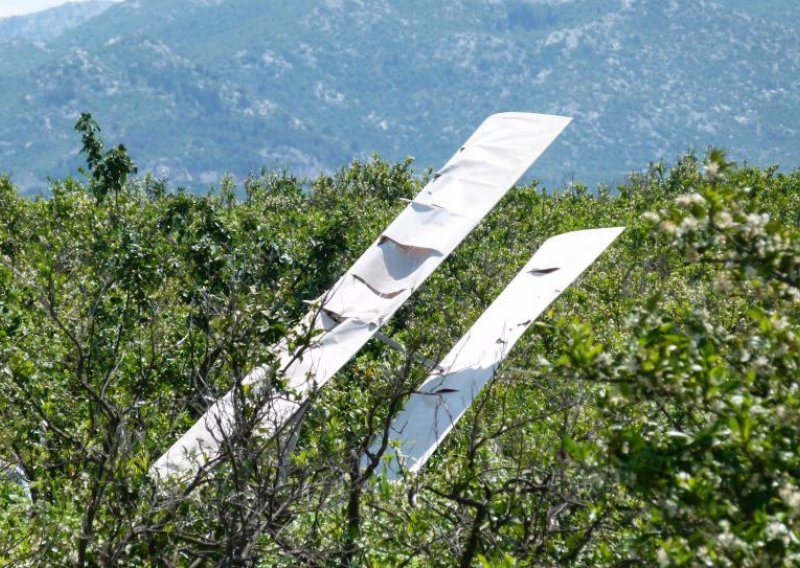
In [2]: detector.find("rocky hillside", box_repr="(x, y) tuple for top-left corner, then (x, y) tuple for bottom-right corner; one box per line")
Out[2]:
(1, 0), (798, 192)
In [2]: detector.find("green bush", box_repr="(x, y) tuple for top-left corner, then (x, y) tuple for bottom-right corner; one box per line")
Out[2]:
(1, 126), (798, 565)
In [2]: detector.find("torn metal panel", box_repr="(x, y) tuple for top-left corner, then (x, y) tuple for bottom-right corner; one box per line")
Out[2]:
(317, 275), (405, 324)
(415, 113), (570, 220)
(370, 227), (624, 481)
(350, 237), (441, 298)
(152, 112), (571, 479)
(381, 202), (475, 252)
(272, 317), (379, 391)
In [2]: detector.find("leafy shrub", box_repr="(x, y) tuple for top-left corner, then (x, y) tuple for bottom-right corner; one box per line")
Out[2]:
(0, 124), (798, 565)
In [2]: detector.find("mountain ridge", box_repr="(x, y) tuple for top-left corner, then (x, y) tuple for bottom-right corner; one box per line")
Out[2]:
(0, 2), (115, 41)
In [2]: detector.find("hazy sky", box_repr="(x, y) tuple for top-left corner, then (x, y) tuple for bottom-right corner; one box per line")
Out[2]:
(0, 0), (122, 19)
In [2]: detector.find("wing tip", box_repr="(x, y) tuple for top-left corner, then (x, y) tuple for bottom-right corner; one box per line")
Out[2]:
(556, 226), (626, 239)
(535, 226), (626, 254)
(485, 111), (573, 127)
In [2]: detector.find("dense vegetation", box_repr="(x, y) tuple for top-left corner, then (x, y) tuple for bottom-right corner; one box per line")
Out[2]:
(1, 123), (799, 566)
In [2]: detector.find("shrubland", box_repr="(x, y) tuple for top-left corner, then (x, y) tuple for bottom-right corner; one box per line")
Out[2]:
(0, 122), (798, 566)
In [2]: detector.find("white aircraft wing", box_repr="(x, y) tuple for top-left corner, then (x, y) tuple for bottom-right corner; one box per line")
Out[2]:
(370, 227), (624, 480)
(153, 113), (572, 478)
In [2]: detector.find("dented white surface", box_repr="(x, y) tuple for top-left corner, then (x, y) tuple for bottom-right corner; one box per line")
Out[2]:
(152, 113), (571, 478)
(371, 227), (624, 480)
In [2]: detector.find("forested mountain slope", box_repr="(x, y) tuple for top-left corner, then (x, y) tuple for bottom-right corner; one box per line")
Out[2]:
(1, 0), (798, 192)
